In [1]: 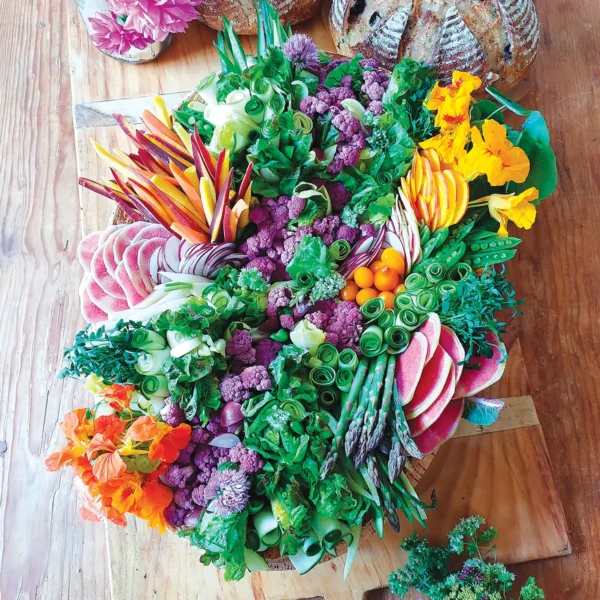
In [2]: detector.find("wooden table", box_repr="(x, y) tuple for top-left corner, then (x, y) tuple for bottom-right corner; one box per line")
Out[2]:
(1, 0), (599, 598)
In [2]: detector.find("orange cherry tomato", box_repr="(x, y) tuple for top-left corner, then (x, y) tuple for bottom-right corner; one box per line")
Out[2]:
(381, 248), (406, 275)
(378, 291), (395, 310)
(394, 283), (407, 295)
(340, 281), (359, 301)
(374, 266), (399, 292)
(356, 288), (378, 306)
(370, 260), (385, 272)
(354, 266), (374, 289)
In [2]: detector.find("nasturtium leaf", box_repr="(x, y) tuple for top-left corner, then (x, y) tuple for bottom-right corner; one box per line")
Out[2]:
(122, 455), (161, 474)
(485, 86), (533, 117)
(522, 110), (551, 146)
(471, 99), (505, 124)
(462, 397), (505, 426)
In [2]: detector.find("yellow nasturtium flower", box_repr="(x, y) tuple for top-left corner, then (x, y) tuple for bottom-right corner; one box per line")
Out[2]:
(421, 119), (471, 164)
(459, 119), (530, 186)
(425, 71), (482, 113)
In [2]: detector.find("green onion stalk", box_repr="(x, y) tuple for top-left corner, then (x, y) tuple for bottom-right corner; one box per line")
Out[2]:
(309, 365), (336, 388)
(359, 325), (386, 357)
(131, 328), (166, 351)
(335, 367), (353, 392)
(329, 239), (351, 261)
(338, 348), (358, 372)
(360, 297), (386, 323)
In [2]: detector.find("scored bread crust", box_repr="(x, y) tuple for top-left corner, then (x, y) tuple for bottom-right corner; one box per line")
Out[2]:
(197, 0), (321, 35)
(329, 0), (540, 89)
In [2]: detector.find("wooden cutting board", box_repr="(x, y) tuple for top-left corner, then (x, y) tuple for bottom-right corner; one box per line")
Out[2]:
(105, 338), (570, 600)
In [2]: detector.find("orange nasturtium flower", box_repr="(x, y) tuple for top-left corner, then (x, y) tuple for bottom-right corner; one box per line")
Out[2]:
(459, 119), (530, 186)
(98, 473), (144, 514)
(135, 480), (174, 534)
(127, 415), (161, 441)
(94, 414), (126, 441)
(45, 410), (91, 471)
(87, 433), (127, 482)
(98, 383), (136, 411)
(148, 423), (192, 463)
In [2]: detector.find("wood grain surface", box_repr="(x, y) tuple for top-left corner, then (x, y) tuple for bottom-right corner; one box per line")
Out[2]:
(1, 0), (599, 598)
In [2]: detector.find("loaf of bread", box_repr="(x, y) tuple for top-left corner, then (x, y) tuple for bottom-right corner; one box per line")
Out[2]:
(328, 0), (540, 89)
(197, 0), (321, 35)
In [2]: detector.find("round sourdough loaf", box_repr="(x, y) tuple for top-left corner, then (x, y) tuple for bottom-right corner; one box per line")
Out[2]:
(197, 0), (320, 35)
(328, 0), (540, 89)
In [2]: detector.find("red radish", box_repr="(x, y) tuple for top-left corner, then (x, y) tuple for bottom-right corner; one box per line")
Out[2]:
(395, 331), (429, 406)
(123, 242), (151, 297)
(131, 224), (171, 244)
(115, 263), (147, 307)
(102, 229), (122, 277)
(416, 313), (441, 364)
(78, 231), (102, 273)
(408, 364), (456, 437)
(86, 277), (129, 313)
(114, 222), (148, 264)
(138, 238), (168, 292)
(453, 332), (507, 399)
(413, 399), (465, 454)
(404, 346), (454, 419)
(79, 281), (108, 323)
(438, 326), (466, 381)
(90, 244), (126, 299)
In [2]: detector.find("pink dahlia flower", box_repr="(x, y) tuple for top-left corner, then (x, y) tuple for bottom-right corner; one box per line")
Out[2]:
(107, 0), (201, 43)
(89, 11), (152, 54)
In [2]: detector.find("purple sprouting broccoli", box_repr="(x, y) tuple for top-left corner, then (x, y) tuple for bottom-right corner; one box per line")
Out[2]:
(254, 339), (282, 368)
(336, 224), (360, 244)
(279, 313), (295, 330)
(229, 443), (264, 474)
(332, 111), (361, 141)
(326, 300), (364, 353)
(368, 100), (384, 116)
(326, 182), (352, 213)
(288, 195), (307, 220)
(305, 310), (329, 331)
(219, 374), (251, 404)
(164, 464), (196, 489)
(360, 223), (377, 239)
(246, 257), (276, 282)
(299, 96), (329, 117)
(249, 202), (271, 225)
(164, 503), (186, 527)
(173, 487), (195, 510)
(204, 468), (250, 516)
(267, 286), (292, 317)
(160, 400), (185, 427)
(191, 427), (211, 445)
(226, 329), (256, 365)
(240, 365), (272, 392)
(282, 33), (320, 72)
(191, 484), (207, 507)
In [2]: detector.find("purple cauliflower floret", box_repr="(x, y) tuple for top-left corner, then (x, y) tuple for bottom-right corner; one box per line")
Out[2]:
(363, 82), (385, 101)
(175, 447), (194, 466)
(226, 329), (256, 365)
(160, 400), (185, 427)
(246, 256), (276, 282)
(339, 75), (353, 88)
(329, 86), (356, 105)
(266, 196), (291, 229)
(254, 339), (282, 367)
(360, 58), (379, 69)
(164, 464), (195, 489)
(336, 224), (360, 244)
(244, 226), (277, 258)
(300, 96), (328, 117)
(326, 182), (352, 212)
(219, 374), (251, 404)
(174, 487), (195, 510)
(305, 310), (329, 331)
(191, 484), (207, 507)
(229, 443), (264, 474)
(360, 223), (377, 238)
(267, 286), (292, 317)
(240, 365), (272, 392)
(316, 90), (333, 105)
(326, 300), (364, 353)
(249, 202), (271, 225)
(368, 100), (384, 116)
(332, 111), (361, 141)
(326, 58), (349, 72)
(194, 447), (219, 484)
(288, 195), (307, 220)
(279, 313), (295, 330)
(164, 503), (186, 527)
(325, 332), (340, 346)
(313, 215), (340, 236)
(191, 427), (211, 445)
(328, 144), (362, 174)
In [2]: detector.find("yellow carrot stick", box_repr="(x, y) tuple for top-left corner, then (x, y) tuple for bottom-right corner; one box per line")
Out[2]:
(232, 200), (249, 229)
(243, 181), (253, 205)
(128, 180), (173, 223)
(173, 122), (193, 155)
(153, 96), (172, 129)
(169, 161), (209, 228)
(170, 222), (210, 244)
(200, 177), (216, 223)
(142, 133), (193, 167)
(150, 174), (204, 221)
(184, 166), (200, 192)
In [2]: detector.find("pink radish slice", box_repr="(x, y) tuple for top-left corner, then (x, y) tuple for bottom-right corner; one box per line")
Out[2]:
(103, 229), (122, 277)
(408, 363), (456, 437)
(139, 238), (168, 292)
(438, 326), (466, 382)
(78, 231), (102, 273)
(115, 262), (147, 307)
(87, 277), (129, 313)
(90, 244), (126, 299)
(98, 224), (123, 246)
(131, 224), (171, 244)
(453, 332), (507, 399)
(123, 241), (151, 297)
(413, 399), (465, 455)
(396, 332), (429, 406)
(416, 313), (441, 364)
(404, 346), (454, 419)
(79, 281), (108, 323)
(113, 222), (148, 264)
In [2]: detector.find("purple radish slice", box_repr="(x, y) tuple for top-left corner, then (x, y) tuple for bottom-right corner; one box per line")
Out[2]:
(413, 399), (465, 455)
(408, 363), (456, 437)
(416, 313), (441, 364)
(78, 231), (102, 273)
(139, 238), (168, 292)
(115, 262), (147, 307)
(131, 224), (172, 244)
(123, 241), (151, 297)
(438, 326), (466, 381)
(79, 280), (108, 323)
(113, 222), (148, 264)
(404, 346), (454, 419)
(396, 331), (429, 406)
(86, 277), (129, 313)
(453, 332), (507, 399)
(90, 243), (126, 300)
(103, 229), (122, 277)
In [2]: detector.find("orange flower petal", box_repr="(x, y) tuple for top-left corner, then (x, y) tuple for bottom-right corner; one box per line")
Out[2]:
(94, 415), (126, 440)
(87, 433), (118, 460)
(128, 415), (161, 442)
(92, 450), (127, 482)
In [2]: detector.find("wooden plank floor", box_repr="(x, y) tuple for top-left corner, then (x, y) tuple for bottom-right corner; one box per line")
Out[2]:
(1, 0), (599, 598)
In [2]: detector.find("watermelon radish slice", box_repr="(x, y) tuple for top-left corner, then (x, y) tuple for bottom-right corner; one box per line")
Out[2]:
(131, 224), (171, 244)
(413, 399), (465, 454)
(114, 222), (148, 264)
(438, 326), (466, 381)
(98, 224), (123, 245)
(395, 332), (429, 406)
(77, 231), (101, 273)
(90, 244), (126, 299)
(417, 313), (441, 364)
(115, 262), (146, 307)
(408, 363), (456, 437)
(404, 346), (454, 419)
(453, 332), (507, 399)
(123, 242), (151, 298)
(139, 238), (168, 292)
(102, 229), (122, 277)
(86, 277), (129, 313)
(79, 280), (108, 323)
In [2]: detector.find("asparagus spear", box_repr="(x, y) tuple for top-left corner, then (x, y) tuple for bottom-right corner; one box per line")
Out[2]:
(388, 430), (407, 483)
(379, 479), (400, 533)
(319, 357), (369, 479)
(366, 354), (396, 453)
(366, 454), (381, 488)
(392, 381), (423, 460)
(344, 359), (376, 458)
